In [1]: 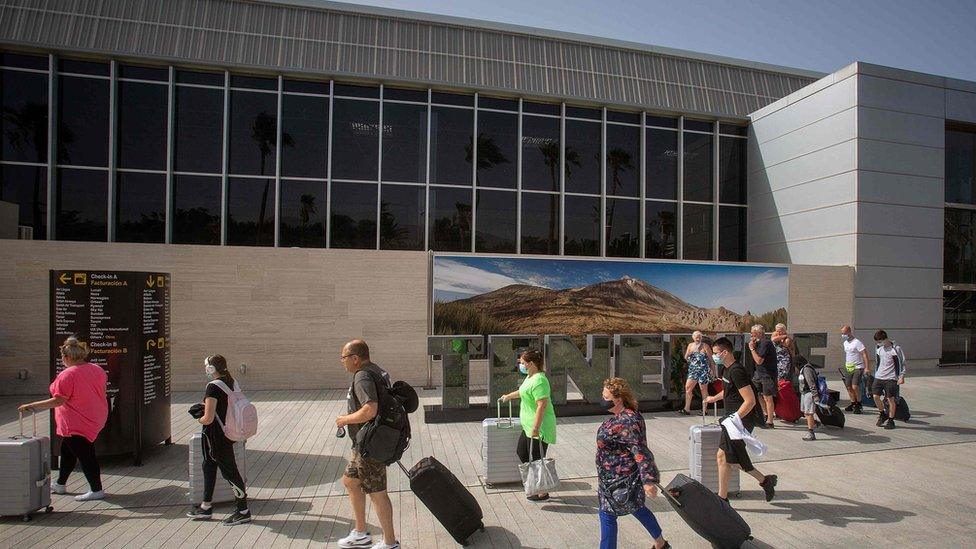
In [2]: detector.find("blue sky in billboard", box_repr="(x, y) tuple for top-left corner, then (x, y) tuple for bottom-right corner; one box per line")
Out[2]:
(433, 255), (788, 317)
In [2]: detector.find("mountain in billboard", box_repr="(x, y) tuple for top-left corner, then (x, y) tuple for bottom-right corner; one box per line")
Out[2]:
(434, 275), (762, 335)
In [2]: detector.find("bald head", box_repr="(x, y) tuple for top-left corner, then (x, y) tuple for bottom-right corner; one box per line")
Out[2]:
(343, 339), (370, 360)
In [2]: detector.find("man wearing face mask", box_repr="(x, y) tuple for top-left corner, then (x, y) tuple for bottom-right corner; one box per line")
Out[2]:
(747, 325), (778, 429)
(840, 326), (871, 414)
(703, 338), (777, 504)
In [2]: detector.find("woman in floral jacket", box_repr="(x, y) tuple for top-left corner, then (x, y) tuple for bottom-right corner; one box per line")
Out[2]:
(596, 378), (670, 549)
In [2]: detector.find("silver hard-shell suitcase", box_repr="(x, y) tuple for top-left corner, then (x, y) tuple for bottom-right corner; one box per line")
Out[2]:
(0, 412), (53, 521)
(689, 404), (740, 497)
(188, 432), (246, 504)
(482, 400), (522, 485)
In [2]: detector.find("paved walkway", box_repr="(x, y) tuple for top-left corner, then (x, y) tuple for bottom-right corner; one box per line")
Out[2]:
(1, 372), (975, 548)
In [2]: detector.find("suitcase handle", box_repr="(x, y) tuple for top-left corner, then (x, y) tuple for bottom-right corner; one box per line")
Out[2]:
(16, 410), (37, 439)
(655, 482), (683, 509)
(496, 399), (514, 426)
(395, 460), (409, 477)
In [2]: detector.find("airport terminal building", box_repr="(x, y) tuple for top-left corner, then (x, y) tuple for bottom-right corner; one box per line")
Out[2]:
(1, 0), (974, 394)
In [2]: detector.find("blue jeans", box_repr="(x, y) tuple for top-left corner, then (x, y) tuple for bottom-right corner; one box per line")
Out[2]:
(599, 506), (662, 549)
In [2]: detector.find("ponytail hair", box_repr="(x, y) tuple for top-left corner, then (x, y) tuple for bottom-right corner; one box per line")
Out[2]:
(206, 354), (235, 385)
(60, 336), (89, 362)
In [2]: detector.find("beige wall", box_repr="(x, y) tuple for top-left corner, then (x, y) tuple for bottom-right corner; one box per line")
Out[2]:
(0, 240), (859, 396)
(0, 240), (430, 396)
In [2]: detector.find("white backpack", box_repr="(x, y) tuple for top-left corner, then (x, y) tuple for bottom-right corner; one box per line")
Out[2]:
(210, 380), (258, 441)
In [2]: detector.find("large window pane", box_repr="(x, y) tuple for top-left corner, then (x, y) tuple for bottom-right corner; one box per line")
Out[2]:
(430, 107), (472, 185)
(720, 137), (747, 205)
(332, 99), (379, 181)
(0, 164), (46, 239)
(522, 115), (560, 192)
(229, 91), (278, 176)
(117, 81), (167, 170)
(564, 119), (601, 194)
(945, 208), (976, 284)
(58, 76), (109, 166)
(429, 186), (471, 251)
(564, 194), (600, 256)
(281, 94), (329, 178)
(476, 189), (516, 253)
(645, 201), (676, 259)
(382, 102), (427, 183)
(331, 182), (377, 249)
(475, 110), (517, 189)
(56, 168), (106, 241)
(380, 184), (425, 250)
(947, 129), (976, 205)
(606, 124), (640, 197)
(521, 192), (559, 255)
(115, 172), (164, 243)
(279, 179), (327, 248)
(1, 69), (48, 163)
(683, 203), (713, 260)
(646, 128), (677, 200)
(227, 177), (274, 246)
(719, 206), (747, 261)
(175, 86), (223, 173)
(173, 175), (221, 245)
(683, 132), (713, 202)
(606, 198), (639, 257)
(943, 290), (976, 363)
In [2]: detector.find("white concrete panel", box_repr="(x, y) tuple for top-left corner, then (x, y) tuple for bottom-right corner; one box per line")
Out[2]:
(857, 74), (945, 118)
(757, 139), (857, 193)
(946, 89), (976, 124)
(750, 204), (856, 246)
(855, 63), (946, 88)
(750, 172), (856, 221)
(748, 107), (856, 173)
(750, 75), (856, 142)
(857, 203), (944, 239)
(854, 298), (942, 330)
(856, 234), (943, 269)
(858, 171), (944, 209)
(858, 139), (944, 179)
(748, 233), (857, 266)
(946, 77), (976, 94)
(857, 107), (945, 148)
(850, 328), (942, 362)
(853, 266), (943, 299)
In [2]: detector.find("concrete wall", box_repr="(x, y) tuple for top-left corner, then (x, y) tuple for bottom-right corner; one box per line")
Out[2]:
(747, 62), (976, 368)
(0, 240), (430, 396)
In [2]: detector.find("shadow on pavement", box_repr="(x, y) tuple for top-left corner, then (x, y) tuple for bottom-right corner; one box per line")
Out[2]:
(744, 491), (916, 526)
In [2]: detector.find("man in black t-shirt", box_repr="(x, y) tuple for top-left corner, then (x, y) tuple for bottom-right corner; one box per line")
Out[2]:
(335, 340), (400, 549)
(748, 325), (778, 429)
(703, 337), (778, 504)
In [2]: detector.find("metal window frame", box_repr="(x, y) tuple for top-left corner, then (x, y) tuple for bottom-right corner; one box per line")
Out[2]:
(220, 70), (229, 245)
(165, 66), (174, 244)
(326, 80), (335, 248)
(375, 84), (384, 250)
(600, 106), (607, 257)
(424, 88), (432, 251)
(274, 75), (283, 247)
(676, 115), (684, 260)
(46, 53), (56, 240)
(559, 101), (566, 255)
(470, 92), (478, 253)
(712, 120), (720, 260)
(516, 98), (523, 254)
(639, 111), (647, 259)
(107, 60), (117, 242)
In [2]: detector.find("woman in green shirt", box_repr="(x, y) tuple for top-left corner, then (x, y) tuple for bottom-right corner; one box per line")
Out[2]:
(499, 348), (557, 501)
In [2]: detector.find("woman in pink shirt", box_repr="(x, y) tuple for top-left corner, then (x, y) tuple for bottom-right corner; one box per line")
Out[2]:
(20, 336), (108, 501)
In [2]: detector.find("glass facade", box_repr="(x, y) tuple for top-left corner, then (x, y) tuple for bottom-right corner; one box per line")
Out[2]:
(944, 125), (976, 363)
(0, 50), (748, 259)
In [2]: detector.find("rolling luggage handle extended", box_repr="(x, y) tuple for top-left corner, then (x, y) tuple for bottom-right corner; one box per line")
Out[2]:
(495, 399), (514, 429)
(15, 409), (38, 440)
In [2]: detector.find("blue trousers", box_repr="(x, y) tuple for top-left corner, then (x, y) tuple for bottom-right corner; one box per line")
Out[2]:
(599, 506), (662, 549)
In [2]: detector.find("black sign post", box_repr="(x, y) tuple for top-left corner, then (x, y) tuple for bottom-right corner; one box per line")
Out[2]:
(49, 270), (172, 466)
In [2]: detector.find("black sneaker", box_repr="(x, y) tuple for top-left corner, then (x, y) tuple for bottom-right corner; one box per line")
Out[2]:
(186, 505), (213, 520)
(222, 510), (252, 526)
(677, 409), (690, 415)
(884, 418), (896, 430)
(760, 474), (778, 502)
(853, 403), (863, 415)
(876, 413), (889, 427)
(802, 430), (816, 441)
(844, 403), (855, 412)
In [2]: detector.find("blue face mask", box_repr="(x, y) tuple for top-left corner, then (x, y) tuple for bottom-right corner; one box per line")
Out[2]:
(518, 362), (528, 375)
(712, 353), (723, 366)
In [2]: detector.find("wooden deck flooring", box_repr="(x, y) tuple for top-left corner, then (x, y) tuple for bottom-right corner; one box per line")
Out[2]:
(1, 372), (975, 548)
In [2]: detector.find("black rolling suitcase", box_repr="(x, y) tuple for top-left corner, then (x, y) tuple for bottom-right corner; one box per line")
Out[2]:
(398, 457), (484, 546)
(815, 403), (846, 428)
(661, 474), (751, 549)
(884, 395), (911, 422)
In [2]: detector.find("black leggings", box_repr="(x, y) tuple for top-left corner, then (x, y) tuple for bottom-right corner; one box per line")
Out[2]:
(202, 431), (248, 511)
(516, 431), (549, 464)
(57, 435), (102, 492)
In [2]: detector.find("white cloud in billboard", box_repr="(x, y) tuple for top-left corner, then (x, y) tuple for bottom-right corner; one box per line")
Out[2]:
(704, 269), (787, 316)
(434, 259), (554, 297)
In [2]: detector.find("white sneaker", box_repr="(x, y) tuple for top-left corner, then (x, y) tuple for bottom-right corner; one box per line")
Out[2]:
(337, 530), (372, 548)
(51, 482), (67, 495)
(369, 542), (400, 549)
(74, 490), (106, 501)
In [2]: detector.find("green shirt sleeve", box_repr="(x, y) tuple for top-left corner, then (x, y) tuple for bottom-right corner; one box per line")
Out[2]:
(531, 375), (551, 401)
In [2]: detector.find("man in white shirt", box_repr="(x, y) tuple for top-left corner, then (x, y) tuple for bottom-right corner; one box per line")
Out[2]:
(872, 330), (907, 430)
(840, 325), (871, 414)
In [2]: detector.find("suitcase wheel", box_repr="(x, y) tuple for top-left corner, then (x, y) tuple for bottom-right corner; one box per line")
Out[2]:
(22, 514), (31, 522)
(46, 506), (54, 513)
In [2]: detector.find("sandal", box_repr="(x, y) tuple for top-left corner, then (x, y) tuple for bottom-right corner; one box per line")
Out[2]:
(526, 493), (550, 501)
(677, 409), (691, 415)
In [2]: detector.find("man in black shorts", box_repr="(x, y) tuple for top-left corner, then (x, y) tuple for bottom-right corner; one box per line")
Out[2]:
(748, 324), (778, 428)
(704, 337), (777, 504)
(872, 330), (907, 430)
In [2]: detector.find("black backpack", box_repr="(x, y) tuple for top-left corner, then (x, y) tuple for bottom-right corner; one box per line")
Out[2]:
(355, 369), (414, 465)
